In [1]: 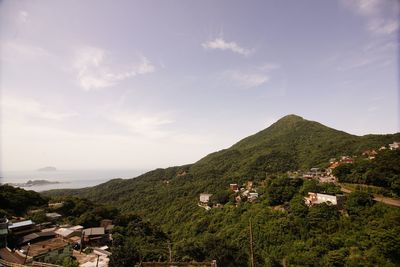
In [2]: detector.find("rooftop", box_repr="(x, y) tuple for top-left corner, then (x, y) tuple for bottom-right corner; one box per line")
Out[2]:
(20, 231), (56, 245)
(8, 220), (34, 229)
(55, 228), (75, 237)
(23, 237), (69, 257)
(83, 227), (105, 236)
(69, 225), (84, 231)
(45, 212), (62, 219)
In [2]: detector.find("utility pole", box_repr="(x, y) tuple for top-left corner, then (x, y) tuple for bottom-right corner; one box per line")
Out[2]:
(23, 243), (31, 265)
(249, 219), (255, 267)
(80, 231), (85, 253)
(167, 241), (172, 263)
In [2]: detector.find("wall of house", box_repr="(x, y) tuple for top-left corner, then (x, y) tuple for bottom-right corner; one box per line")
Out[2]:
(317, 194), (337, 204)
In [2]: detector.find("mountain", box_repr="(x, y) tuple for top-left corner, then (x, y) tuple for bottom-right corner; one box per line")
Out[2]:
(37, 166), (57, 172)
(43, 114), (400, 266)
(44, 114), (399, 212)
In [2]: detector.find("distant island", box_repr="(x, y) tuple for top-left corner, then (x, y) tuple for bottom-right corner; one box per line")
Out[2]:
(8, 179), (62, 188)
(37, 166), (57, 172)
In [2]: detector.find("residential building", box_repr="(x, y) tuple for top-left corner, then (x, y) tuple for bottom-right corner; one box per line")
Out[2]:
(304, 192), (344, 208)
(21, 237), (72, 264)
(340, 156), (354, 164)
(199, 193), (212, 204)
(48, 202), (64, 209)
(310, 167), (320, 173)
(229, 183), (239, 192)
(235, 195), (242, 204)
(45, 212), (62, 221)
(19, 231), (56, 246)
(69, 225), (84, 231)
(0, 218), (8, 248)
(362, 150), (378, 159)
(246, 181), (253, 190)
(8, 220), (36, 237)
(318, 176), (337, 183)
(100, 219), (112, 229)
(55, 228), (80, 240)
(248, 192), (259, 202)
(389, 141), (400, 150)
(82, 227), (106, 243)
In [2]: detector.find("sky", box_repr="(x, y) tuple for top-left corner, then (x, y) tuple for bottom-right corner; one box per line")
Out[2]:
(0, 0), (399, 171)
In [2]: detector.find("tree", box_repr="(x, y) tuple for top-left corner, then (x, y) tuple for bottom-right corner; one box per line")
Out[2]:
(210, 189), (231, 205)
(289, 195), (308, 217)
(109, 233), (140, 267)
(345, 192), (374, 216)
(307, 203), (339, 233)
(62, 257), (79, 267)
(267, 177), (303, 205)
(332, 164), (353, 183)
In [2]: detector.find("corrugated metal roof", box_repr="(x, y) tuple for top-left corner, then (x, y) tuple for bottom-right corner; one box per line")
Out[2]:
(83, 227), (105, 236)
(69, 225), (83, 231)
(55, 228), (74, 237)
(8, 220), (34, 229)
(20, 233), (40, 244)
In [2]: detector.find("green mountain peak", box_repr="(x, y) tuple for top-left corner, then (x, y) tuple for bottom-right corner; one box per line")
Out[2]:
(276, 114), (304, 122)
(45, 115), (400, 209)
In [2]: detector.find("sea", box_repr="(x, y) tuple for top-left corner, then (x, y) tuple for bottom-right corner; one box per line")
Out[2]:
(0, 169), (148, 192)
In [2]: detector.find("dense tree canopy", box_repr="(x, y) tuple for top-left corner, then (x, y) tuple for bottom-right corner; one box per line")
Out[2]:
(334, 150), (400, 196)
(41, 117), (400, 266)
(0, 185), (48, 216)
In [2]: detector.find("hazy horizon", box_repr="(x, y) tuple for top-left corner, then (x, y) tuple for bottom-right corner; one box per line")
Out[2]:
(1, 0), (399, 172)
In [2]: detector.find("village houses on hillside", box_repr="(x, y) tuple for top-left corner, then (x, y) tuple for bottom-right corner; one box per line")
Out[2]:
(0, 202), (114, 267)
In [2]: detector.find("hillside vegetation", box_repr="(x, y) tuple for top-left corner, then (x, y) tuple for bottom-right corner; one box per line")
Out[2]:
(43, 115), (400, 266)
(0, 184), (48, 217)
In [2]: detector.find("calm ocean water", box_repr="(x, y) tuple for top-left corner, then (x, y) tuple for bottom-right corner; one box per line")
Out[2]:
(0, 169), (148, 192)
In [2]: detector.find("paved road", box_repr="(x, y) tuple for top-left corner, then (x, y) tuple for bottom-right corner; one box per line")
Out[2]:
(339, 184), (400, 207)
(372, 195), (400, 207)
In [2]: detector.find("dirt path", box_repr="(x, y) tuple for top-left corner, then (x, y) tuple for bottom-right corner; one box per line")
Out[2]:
(339, 184), (400, 207)
(372, 195), (400, 207)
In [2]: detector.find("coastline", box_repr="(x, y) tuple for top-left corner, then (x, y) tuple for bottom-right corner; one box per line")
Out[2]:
(0, 169), (147, 192)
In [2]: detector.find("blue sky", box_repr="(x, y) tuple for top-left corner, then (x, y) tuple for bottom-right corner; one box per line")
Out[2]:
(0, 0), (399, 171)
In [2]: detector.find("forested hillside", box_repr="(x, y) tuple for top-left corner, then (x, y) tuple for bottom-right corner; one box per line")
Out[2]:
(42, 115), (400, 266)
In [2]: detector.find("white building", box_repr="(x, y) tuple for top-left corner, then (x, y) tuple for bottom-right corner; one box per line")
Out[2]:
(199, 193), (212, 204)
(304, 192), (344, 207)
(248, 192), (259, 202)
(389, 142), (400, 150)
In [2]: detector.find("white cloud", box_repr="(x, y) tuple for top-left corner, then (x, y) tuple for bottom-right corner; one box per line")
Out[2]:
(202, 38), (252, 56)
(332, 39), (397, 71)
(258, 63), (281, 72)
(342, 0), (399, 36)
(0, 116), (214, 171)
(74, 46), (155, 91)
(367, 19), (399, 35)
(343, 0), (380, 16)
(221, 63), (279, 89)
(2, 95), (77, 121)
(18, 10), (28, 23)
(1, 96), (217, 171)
(2, 41), (51, 61)
(107, 111), (173, 139)
(225, 71), (269, 88)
